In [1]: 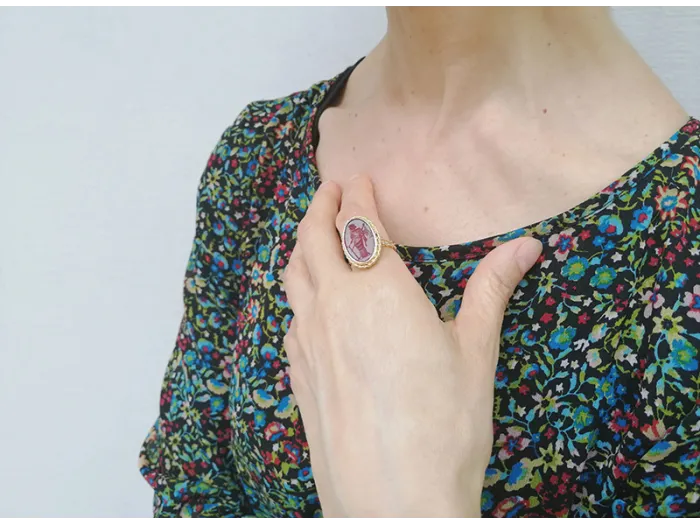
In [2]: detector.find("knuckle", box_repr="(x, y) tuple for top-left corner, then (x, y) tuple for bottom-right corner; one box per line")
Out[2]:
(283, 330), (299, 361)
(348, 174), (372, 193)
(297, 218), (316, 246)
(287, 364), (305, 395)
(282, 255), (298, 284)
(337, 210), (366, 235)
(286, 318), (297, 337)
(281, 268), (291, 289)
(335, 212), (349, 234)
(482, 270), (512, 311)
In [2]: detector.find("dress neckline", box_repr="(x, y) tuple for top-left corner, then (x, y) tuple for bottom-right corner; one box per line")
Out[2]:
(301, 63), (700, 263)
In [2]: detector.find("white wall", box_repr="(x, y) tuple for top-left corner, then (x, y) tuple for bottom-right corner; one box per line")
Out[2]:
(0, 7), (698, 518)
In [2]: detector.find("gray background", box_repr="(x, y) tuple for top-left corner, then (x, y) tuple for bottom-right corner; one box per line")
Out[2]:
(0, 7), (698, 518)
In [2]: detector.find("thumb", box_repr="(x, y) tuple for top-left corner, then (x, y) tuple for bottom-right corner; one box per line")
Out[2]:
(455, 236), (542, 349)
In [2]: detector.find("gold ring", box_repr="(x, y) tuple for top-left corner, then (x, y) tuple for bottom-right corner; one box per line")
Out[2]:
(341, 216), (396, 269)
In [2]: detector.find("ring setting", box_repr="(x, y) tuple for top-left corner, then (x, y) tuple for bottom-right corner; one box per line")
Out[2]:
(341, 216), (396, 269)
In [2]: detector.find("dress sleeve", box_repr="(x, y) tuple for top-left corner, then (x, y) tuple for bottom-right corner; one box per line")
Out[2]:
(613, 163), (700, 517)
(139, 108), (258, 517)
(612, 406), (700, 517)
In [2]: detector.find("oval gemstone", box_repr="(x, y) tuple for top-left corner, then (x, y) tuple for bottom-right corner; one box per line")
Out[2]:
(343, 217), (376, 264)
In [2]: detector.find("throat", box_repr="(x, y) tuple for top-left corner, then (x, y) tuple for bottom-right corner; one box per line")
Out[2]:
(313, 6), (688, 248)
(376, 7), (619, 109)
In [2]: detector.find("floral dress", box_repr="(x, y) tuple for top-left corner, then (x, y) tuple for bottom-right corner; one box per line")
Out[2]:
(139, 64), (700, 517)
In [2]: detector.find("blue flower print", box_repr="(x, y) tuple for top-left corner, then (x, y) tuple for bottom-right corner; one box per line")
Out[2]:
(549, 327), (576, 350)
(670, 338), (698, 371)
(598, 215), (623, 236)
(591, 265), (617, 290)
(298, 467), (313, 482)
(631, 206), (653, 230)
(562, 256), (589, 281)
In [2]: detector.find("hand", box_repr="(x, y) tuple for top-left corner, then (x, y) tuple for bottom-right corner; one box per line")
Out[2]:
(282, 176), (542, 518)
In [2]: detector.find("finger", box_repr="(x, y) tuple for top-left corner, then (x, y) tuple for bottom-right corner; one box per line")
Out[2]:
(284, 320), (303, 367)
(284, 321), (314, 394)
(282, 243), (313, 317)
(297, 181), (350, 285)
(284, 324), (316, 421)
(336, 175), (402, 270)
(455, 236), (542, 357)
(284, 342), (326, 510)
(288, 359), (325, 503)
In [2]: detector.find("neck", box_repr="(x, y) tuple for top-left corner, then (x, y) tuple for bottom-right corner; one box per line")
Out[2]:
(371, 7), (632, 107)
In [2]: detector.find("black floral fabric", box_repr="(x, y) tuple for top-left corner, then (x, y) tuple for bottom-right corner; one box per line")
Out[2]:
(139, 65), (700, 517)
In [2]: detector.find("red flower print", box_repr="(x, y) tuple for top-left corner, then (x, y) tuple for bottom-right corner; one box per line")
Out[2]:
(613, 453), (636, 480)
(655, 185), (689, 220)
(608, 408), (639, 433)
(495, 427), (531, 461)
(684, 284), (700, 322)
(641, 284), (665, 318)
(548, 228), (578, 261)
(274, 182), (289, 203)
(264, 421), (287, 441)
(182, 461), (198, 477)
(641, 419), (669, 441)
(681, 119), (700, 134)
(493, 497), (528, 518)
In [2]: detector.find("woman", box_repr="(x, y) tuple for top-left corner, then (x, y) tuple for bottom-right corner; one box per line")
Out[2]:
(140, 7), (700, 517)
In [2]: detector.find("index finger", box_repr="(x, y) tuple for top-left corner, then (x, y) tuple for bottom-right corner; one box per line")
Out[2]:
(297, 180), (351, 285)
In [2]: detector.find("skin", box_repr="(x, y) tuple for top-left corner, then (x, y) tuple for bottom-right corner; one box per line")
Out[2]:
(283, 176), (542, 517)
(284, 6), (688, 517)
(316, 7), (688, 248)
